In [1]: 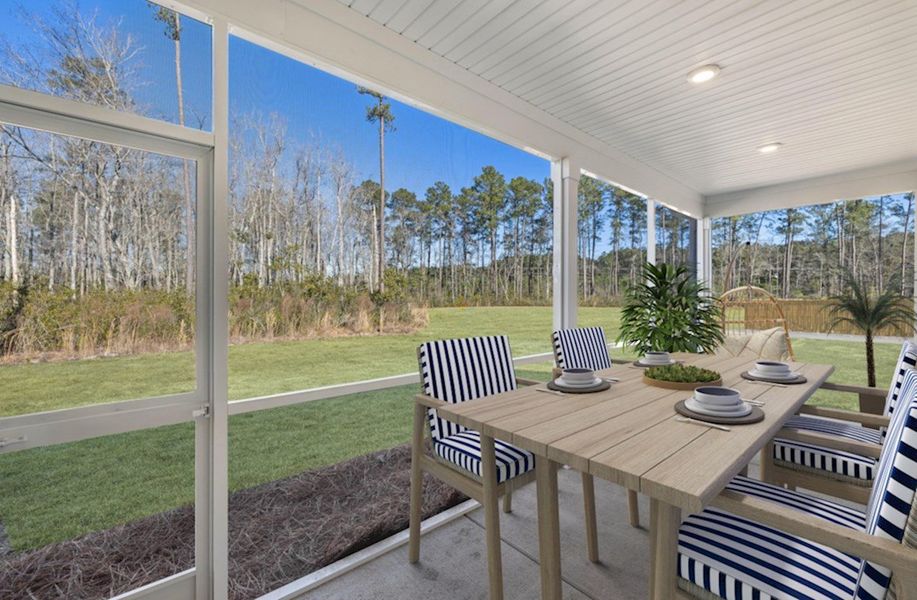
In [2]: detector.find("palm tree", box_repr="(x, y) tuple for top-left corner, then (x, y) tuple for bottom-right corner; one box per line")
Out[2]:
(357, 87), (395, 293)
(827, 277), (915, 387)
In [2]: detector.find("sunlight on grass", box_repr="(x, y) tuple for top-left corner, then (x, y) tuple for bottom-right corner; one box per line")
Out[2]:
(0, 307), (901, 551)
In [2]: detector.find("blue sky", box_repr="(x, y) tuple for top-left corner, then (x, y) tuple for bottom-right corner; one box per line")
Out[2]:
(0, 0), (549, 197)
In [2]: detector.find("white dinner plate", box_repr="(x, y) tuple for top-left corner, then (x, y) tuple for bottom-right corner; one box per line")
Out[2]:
(556, 376), (603, 388)
(685, 398), (752, 417)
(748, 369), (797, 381)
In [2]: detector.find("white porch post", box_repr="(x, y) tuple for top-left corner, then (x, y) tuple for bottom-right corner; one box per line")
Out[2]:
(646, 199), (656, 265)
(197, 15), (230, 600)
(552, 158), (579, 330)
(697, 217), (712, 286)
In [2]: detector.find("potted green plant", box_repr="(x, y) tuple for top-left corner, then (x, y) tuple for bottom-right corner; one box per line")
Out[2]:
(618, 262), (725, 387)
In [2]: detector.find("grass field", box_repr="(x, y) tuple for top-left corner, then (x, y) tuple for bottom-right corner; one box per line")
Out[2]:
(0, 306), (899, 551)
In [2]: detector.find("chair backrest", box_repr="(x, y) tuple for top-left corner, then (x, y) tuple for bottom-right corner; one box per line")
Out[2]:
(855, 369), (917, 599)
(883, 341), (917, 419)
(417, 335), (517, 441)
(551, 327), (612, 371)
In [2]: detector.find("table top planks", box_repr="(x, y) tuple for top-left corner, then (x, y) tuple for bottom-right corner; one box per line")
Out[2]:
(436, 353), (834, 513)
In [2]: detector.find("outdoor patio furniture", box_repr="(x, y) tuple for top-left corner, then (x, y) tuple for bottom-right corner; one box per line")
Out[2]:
(718, 285), (796, 361)
(435, 352), (834, 600)
(669, 368), (917, 600)
(408, 335), (600, 600)
(552, 326), (640, 527)
(761, 341), (917, 504)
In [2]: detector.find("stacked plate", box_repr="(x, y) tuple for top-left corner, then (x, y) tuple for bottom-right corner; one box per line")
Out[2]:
(684, 386), (751, 417)
(748, 360), (796, 381)
(639, 351), (675, 366)
(555, 368), (602, 389)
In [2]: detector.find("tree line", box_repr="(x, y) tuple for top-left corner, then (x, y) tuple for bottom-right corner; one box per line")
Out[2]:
(712, 194), (916, 298)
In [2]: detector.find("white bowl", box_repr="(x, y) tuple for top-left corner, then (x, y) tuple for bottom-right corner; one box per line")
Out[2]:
(754, 360), (790, 375)
(562, 368), (595, 384)
(642, 351), (671, 365)
(685, 398), (752, 417)
(694, 386), (742, 406)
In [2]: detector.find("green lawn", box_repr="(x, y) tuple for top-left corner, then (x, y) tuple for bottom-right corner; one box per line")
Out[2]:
(0, 306), (897, 552)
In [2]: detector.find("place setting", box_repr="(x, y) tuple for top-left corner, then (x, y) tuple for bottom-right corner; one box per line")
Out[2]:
(741, 360), (807, 385)
(631, 351), (681, 368)
(540, 367), (613, 395)
(674, 385), (765, 427)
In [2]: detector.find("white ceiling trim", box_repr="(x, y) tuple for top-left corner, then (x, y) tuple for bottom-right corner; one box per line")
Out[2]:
(176, 0), (704, 216)
(704, 160), (917, 218)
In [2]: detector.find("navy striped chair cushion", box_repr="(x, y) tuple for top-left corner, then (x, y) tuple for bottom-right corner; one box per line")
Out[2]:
(883, 341), (917, 420)
(855, 369), (917, 599)
(678, 475), (866, 600)
(773, 438), (877, 483)
(552, 327), (612, 370)
(432, 430), (534, 483)
(771, 341), (917, 479)
(418, 336), (518, 441)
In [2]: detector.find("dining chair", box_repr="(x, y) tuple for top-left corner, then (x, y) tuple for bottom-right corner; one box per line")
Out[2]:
(552, 326), (641, 528)
(408, 335), (599, 600)
(760, 341), (917, 504)
(667, 367), (917, 600)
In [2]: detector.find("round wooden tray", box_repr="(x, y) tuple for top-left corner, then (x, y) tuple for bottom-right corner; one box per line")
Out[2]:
(643, 376), (722, 391)
(741, 371), (807, 385)
(547, 380), (612, 394)
(674, 399), (765, 425)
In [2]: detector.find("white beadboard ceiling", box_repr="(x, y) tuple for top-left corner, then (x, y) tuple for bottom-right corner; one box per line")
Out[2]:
(333, 0), (917, 196)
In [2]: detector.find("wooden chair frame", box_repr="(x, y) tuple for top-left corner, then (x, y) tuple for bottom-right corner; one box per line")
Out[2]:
(408, 374), (600, 600)
(660, 488), (917, 600)
(719, 285), (796, 361)
(760, 381), (889, 505)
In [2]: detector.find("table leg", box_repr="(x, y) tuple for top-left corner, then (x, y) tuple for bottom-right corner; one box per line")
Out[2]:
(536, 458), (562, 600)
(481, 433), (504, 600)
(649, 498), (681, 600)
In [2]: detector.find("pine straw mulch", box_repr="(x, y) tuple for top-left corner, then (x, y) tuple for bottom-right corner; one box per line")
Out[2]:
(0, 443), (466, 600)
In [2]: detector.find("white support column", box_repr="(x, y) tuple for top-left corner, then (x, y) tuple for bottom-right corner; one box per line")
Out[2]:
(697, 217), (712, 286)
(552, 158), (579, 330)
(646, 199), (656, 265)
(196, 16), (230, 600)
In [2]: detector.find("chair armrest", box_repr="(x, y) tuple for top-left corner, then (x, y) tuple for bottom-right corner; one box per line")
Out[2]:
(414, 393), (448, 410)
(515, 377), (543, 387)
(711, 490), (916, 575)
(776, 427), (883, 458)
(798, 405), (890, 428)
(819, 381), (887, 399)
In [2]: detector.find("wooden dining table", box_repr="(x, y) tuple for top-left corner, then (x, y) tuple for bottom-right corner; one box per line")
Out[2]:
(436, 353), (834, 600)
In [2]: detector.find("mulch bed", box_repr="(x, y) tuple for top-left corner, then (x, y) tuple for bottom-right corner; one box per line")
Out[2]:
(0, 444), (466, 600)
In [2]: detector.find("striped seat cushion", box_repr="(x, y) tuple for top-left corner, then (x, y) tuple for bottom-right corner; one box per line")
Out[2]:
(678, 475), (866, 600)
(782, 415), (884, 445)
(432, 430), (534, 484)
(552, 327), (612, 371)
(773, 438), (877, 483)
(418, 336), (517, 441)
(855, 370), (917, 599)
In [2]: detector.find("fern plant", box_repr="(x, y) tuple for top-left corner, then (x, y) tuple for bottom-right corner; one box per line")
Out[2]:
(617, 262), (724, 355)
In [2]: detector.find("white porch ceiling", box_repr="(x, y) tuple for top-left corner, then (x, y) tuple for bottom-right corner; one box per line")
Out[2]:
(335, 0), (917, 196)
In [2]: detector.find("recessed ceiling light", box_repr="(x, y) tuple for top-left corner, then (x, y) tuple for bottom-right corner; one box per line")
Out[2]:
(687, 64), (720, 84)
(758, 143), (783, 154)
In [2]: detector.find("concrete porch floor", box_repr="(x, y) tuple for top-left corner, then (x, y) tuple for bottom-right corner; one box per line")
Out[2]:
(301, 457), (767, 600)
